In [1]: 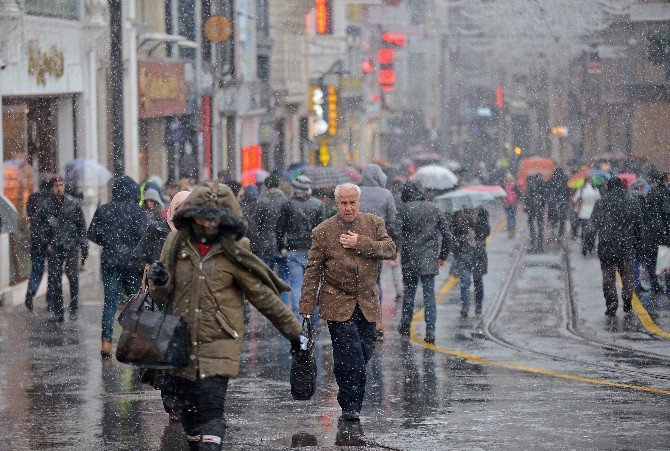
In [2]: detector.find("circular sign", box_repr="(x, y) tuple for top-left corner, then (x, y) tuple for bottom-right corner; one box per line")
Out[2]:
(204, 15), (232, 43)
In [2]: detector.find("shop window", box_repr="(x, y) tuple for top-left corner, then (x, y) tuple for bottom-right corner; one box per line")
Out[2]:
(3, 98), (58, 284)
(25, 0), (80, 21)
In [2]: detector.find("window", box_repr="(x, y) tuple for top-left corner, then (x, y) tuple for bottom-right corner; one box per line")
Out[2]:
(25, 0), (80, 20)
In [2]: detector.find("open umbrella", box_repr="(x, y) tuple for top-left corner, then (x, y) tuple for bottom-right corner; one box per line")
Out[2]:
(567, 168), (593, 189)
(434, 189), (495, 214)
(411, 165), (458, 190)
(63, 158), (113, 187)
(591, 169), (611, 186)
(298, 166), (353, 189)
(461, 185), (505, 199)
(617, 172), (637, 188)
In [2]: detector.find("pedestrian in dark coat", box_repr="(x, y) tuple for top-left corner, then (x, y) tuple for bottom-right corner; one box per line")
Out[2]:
(24, 179), (50, 311)
(644, 171), (670, 288)
(631, 180), (661, 293)
(396, 181), (449, 343)
(276, 175), (324, 321)
(252, 174), (289, 302)
(34, 176), (88, 322)
(148, 181), (302, 451)
(591, 177), (643, 316)
(546, 168), (570, 238)
(524, 174), (546, 251)
(88, 175), (148, 358)
(451, 207), (490, 316)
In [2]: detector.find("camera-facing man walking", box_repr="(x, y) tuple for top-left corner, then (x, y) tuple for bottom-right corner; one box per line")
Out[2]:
(300, 183), (396, 421)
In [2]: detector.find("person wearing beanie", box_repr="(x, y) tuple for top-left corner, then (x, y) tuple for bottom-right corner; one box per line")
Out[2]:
(277, 175), (325, 321)
(33, 176), (88, 321)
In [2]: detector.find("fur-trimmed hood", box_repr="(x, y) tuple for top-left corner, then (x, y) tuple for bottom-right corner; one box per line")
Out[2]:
(172, 181), (247, 240)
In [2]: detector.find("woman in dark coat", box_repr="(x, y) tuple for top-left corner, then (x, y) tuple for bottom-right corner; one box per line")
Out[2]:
(451, 207), (490, 317)
(397, 181), (450, 343)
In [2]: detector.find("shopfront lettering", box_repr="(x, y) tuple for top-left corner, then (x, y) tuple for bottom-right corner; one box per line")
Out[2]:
(27, 41), (65, 85)
(137, 61), (187, 118)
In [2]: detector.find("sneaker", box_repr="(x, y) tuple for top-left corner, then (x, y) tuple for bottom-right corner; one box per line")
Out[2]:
(341, 410), (360, 422)
(424, 333), (435, 344)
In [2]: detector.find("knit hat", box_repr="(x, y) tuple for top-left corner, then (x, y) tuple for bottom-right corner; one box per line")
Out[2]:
(144, 188), (164, 208)
(291, 175), (312, 192)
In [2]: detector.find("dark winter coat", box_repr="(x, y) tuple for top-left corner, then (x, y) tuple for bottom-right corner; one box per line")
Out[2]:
(397, 182), (449, 276)
(34, 194), (88, 255)
(645, 185), (670, 247)
(26, 186), (50, 255)
(359, 164), (397, 239)
(592, 178), (643, 263)
(252, 188), (287, 258)
(524, 175), (546, 217)
(277, 195), (324, 251)
(451, 208), (490, 278)
(132, 220), (171, 271)
(149, 181), (301, 381)
(546, 169), (570, 221)
(87, 176), (148, 269)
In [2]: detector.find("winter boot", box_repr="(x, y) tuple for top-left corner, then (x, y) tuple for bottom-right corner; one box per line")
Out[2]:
(24, 290), (34, 312)
(200, 418), (226, 450)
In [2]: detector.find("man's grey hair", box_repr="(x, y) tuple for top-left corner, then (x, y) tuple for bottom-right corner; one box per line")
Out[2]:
(334, 183), (361, 199)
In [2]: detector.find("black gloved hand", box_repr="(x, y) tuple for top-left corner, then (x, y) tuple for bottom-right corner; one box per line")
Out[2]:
(290, 337), (302, 355)
(148, 261), (169, 286)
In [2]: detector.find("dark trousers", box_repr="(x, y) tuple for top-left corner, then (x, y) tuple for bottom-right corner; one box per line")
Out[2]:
(166, 375), (229, 450)
(46, 248), (79, 317)
(528, 212), (544, 247)
(600, 257), (634, 315)
(400, 273), (436, 334)
(327, 306), (376, 413)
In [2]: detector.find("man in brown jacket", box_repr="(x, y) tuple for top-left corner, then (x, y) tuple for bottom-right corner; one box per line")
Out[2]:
(300, 182), (396, 421)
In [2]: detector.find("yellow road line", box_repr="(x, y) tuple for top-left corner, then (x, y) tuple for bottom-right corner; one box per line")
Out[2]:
(408, 226), (670, 396)
(632, 291), (670, 339)
(612, 273), (670, 339)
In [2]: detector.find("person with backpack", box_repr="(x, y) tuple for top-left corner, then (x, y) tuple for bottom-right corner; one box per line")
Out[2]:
(502, 173), (520, 238)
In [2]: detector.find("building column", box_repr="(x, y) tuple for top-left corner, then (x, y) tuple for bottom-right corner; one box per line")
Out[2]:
(122, 0), (140, 180)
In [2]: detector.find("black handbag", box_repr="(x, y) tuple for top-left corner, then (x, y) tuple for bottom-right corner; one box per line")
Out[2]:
(290, 319), (317, 401)
(115, 276), (189, 370)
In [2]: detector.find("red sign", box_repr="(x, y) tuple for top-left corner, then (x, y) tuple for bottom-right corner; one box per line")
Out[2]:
(241, 145), (262, 186)
(315, 0), (332, 34)
(378, 48), (394, 65)
(382, 32), (406, 46)
(138, 61), (187, 118)
(496, 85), (504, 108)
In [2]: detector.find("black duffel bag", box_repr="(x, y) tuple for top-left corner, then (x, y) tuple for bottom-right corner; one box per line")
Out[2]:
(290, 319), (317, 401)
(116, 280), (189, 370)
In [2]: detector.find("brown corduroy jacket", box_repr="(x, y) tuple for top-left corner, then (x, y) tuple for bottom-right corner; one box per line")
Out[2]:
(299, 213), (396, 323)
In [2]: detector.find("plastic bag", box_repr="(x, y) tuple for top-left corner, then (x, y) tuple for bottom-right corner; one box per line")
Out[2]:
(656, 245), (670, 274)
(290, 319), (317, 401)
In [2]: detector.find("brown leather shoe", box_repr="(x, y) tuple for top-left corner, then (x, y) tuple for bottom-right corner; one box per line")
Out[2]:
(101, 339), (113, 359)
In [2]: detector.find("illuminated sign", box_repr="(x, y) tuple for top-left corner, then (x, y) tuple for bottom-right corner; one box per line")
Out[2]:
(309, 86), (328, 137)
(319, 139), (330, 166)
(241, 145), (262, 185)
(327, 86), (338, 136)
(315, 0), (332, 35)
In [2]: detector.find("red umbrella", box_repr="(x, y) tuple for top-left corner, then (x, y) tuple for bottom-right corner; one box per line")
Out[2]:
(617, 172), (637, 188)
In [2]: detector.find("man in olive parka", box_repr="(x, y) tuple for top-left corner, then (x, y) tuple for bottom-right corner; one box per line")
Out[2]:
(148, 181), (302, 451)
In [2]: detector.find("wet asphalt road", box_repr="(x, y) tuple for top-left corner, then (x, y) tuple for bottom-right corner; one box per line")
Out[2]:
(1, 207), (670, 450)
